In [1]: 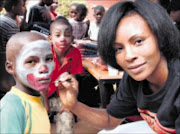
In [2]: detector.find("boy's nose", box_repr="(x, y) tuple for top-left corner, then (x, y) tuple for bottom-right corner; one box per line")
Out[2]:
(39, 65), (48, 74)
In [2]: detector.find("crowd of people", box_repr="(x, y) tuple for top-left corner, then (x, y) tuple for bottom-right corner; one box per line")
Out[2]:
(0, 0), (180, 134)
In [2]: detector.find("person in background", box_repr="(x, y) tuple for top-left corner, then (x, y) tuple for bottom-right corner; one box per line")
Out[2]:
(27, 0), (53, 31)
(55, 0), (180, 133)
(69, 3), (78, 19)
(69, 4), (89, 40)
(45, 17), (83, 134)
(167, 0), (180, 30)
(0, 0), (26, 99)
(0, 0), (3, 13)
(88, 5), (105, 42)
(0, 32), (54, 133)
(50, 0), (59, 21)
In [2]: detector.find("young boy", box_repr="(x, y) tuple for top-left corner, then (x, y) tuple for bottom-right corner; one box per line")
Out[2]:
(88, 5), (105, 41)
(47, 17), (83, 134)
(0, 32), (54, 133)
(69, 4), (89, 39)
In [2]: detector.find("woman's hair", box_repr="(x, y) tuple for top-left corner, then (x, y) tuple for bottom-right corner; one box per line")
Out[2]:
(98, 0), (180, 69)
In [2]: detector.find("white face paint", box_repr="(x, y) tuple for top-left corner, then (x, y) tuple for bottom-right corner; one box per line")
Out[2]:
(16, 40), (54, 91)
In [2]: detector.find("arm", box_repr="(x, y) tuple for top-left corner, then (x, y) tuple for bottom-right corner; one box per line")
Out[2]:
(56, 72), (125, 129)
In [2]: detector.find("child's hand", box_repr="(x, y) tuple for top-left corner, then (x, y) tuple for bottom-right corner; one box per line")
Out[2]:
(55, 72), (78, 111)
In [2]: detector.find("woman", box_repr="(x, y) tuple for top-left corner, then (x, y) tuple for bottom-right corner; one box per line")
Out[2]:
(55, 0), (180, 133)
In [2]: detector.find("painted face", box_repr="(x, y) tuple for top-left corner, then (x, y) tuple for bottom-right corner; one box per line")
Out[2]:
(94, 9), (105, 24)
(114, 14), (163, 81)
(69, 6), (77, 18)
(16, 40), (54, 91)
(50, 24), (72, 54)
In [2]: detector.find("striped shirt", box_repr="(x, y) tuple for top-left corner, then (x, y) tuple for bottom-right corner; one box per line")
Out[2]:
(0, 15), (19, 54)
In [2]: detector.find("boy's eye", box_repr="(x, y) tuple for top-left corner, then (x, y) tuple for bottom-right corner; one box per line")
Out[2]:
(46, 56), (53, 63)
(65, 33), (71, 37)
(25, 60), (37, 68)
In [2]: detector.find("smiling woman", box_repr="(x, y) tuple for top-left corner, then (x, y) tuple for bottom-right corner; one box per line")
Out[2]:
(52, 0), (180, 134)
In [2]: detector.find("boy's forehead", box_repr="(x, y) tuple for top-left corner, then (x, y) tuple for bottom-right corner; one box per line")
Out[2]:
(19, 40), (51, 55)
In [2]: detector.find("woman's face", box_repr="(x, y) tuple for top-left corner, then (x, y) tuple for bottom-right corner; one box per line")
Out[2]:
(114, 13), (164, 81)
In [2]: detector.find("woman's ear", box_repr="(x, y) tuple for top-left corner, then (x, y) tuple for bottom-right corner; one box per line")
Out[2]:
(5, 61), (15, 75)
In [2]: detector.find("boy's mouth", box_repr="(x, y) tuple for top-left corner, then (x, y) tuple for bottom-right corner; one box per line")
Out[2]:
(38, 78), (51, 84)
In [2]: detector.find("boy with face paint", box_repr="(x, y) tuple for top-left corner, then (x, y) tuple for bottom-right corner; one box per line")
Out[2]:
(46, 17), (83, 134)
(0, 32), (54, 134)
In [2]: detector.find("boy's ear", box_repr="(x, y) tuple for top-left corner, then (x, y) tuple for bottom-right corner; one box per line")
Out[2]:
(48, 35), (52, 43)
(71, 36), (74, 43)
(5, 61), (15, 75)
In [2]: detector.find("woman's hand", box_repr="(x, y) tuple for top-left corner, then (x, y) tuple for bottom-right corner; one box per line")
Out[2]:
(55, 72), (79, 111)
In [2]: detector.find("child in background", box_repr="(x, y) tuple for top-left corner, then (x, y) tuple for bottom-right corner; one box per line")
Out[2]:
(47, 17), (83, 134)
(27, 0), (53, 31)
(88, 5), (105, 41)
(69, 4), (89, 39)
(0, 32), (54, 133)
(69, 3), (78, 19)
(0, 0), (26, 99)
(50, 0), (59, 21)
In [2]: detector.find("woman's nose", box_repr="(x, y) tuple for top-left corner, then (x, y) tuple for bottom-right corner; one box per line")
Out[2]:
(125, 46), (137, 62)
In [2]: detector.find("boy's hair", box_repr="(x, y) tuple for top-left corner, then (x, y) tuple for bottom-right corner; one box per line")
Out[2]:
(6, 32), (47, 61)
(76, 4), (87, 16)
(94, 5), (105, 13)
(50, 17), (73, 34)
(70, 3), (78, 8)
(3, 0), (19, 12)
(98, 0), (180, 69)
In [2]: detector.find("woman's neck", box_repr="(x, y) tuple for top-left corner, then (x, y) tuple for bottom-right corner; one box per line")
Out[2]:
(147, 56), (168, 93)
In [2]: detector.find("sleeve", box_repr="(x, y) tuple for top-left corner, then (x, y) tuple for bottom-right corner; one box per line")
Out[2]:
(0, 94), (26, 133)
(107, 73), (139, 118)
(175, 93), (180, 133)
(71, 48), (83, 74)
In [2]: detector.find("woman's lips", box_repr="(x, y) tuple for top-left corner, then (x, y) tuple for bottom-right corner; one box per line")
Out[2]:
(128, 62), (146, 74)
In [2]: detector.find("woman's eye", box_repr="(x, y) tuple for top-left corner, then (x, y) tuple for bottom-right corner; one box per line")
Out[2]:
(115, 46), (123, 52)
(135, 39), (143, 45)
